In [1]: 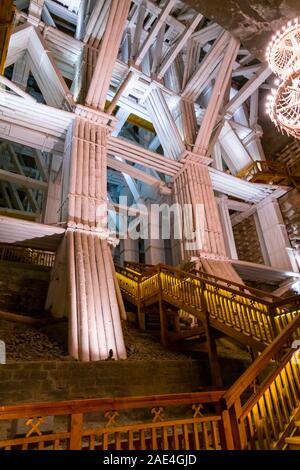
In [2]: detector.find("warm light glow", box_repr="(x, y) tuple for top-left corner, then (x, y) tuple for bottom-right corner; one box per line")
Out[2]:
(266, 18), (300, 139)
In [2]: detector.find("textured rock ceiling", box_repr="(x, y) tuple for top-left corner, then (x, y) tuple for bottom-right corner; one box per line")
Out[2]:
(185, 0), (300, 61)
(185, 0), (300, 157)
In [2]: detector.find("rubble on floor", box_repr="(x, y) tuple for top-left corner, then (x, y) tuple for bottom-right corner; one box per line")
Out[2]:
(0, 319), (69, 362)
(122, 321), (192, 361)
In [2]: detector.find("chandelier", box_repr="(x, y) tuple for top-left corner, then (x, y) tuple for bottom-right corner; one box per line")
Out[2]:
(266, 18), (300, 139)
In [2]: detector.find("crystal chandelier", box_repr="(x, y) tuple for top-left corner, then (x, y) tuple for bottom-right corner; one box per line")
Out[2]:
(266, 18), (300, 139)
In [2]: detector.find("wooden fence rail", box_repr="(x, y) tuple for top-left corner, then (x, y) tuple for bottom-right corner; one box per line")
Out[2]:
(0, 244), (55, 268)
(221, 315), (300, 450)
(0, 318), (299, 450)
(116, 263), (300, 349)
(0, 391), (225, 450)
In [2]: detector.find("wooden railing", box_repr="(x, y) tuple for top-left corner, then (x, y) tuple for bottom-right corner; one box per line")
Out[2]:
(116, 264), (300, 349)
(1, 317), (300, 451)
(221, 315), (300, 450)
(237, 160), (300, 186)
(0, 391), (225, 450)
(123, 261), (278, 302)
(0, 244), (55, 268)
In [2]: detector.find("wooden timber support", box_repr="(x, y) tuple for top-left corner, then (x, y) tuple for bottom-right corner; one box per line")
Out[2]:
(200, 279), (223, 388)
(157, 264), (168, 347)
(0, 0), (15, 75)
(1, 316), (300, 450)
(220, 313), (300, 450)
(116, 263), (300, 353)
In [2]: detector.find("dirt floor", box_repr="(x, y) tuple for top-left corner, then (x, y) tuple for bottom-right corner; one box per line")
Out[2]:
(0, 316), (250, 363)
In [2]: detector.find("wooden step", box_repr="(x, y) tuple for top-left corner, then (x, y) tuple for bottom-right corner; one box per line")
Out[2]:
(0, 309), (44, 325)
(285, 436), (300, 450)
(168, 327), (206, 343)
(169, 341), (209, 353)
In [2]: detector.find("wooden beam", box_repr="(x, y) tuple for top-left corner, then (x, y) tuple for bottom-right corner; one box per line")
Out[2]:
(195, 34), (240, 154)
(0, 309), (44, 325)
(134, 0), (176, 66)
(182, 30), (229, 101)
(0, 168), (48, 191)
(224, 65), (272, 116)
(107, 156), (171, 192)
(85, 0), (131, 110)
(157, 13), (203, 79)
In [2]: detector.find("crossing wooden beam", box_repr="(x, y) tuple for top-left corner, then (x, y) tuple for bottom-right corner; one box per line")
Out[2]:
(0, 168), (48, 191)
(134, 0), (176, 66)
(224, 64), (272, 116)
(157, 13), (203, 79)
(0, 0), (15, 74)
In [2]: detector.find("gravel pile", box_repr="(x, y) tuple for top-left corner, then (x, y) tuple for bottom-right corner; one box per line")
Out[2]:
(122, 321), (191, 361)
(0, 319), (68, 362)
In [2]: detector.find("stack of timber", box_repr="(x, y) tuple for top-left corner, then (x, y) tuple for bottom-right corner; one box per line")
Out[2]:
(233, 215), (264, 265)
(0, 317), (67, 362)
(276, 140), (300, 176)
(279, 189), (300, 253)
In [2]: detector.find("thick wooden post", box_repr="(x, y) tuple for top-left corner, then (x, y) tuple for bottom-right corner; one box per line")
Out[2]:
(137, 279), (146, 330)
(228, 399), (247, 450)
(200, 281), (223, 387)
(220, 409), (235, 450)
(69, 413), (83, 450)
(65, 112), (126, 361)
(158, 266), (168, 346)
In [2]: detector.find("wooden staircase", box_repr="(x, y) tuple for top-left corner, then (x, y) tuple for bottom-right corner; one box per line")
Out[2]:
(0, 314), (299, 450)
(0, 262), (299, 451)
(285, 421), (300, 450)
(237, 160), (300, 191)
(116, 262), (297, 352)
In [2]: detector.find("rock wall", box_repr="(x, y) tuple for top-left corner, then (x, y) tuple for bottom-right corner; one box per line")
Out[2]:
(279, 189), (300, 256)
(0, 355), (249, 405)
(0, 261), (50, 315)
(233, 215), (264, 265)
(0, 360), (208, 404)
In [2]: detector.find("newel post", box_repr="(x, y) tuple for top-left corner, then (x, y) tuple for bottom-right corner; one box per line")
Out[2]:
(227, 399), (247, 450)
(69, 413), (83, 450)
(268, 303), (279, 341)
(200, 280), (222, 387)
(137, 277), (145, 330)
(157, 265), (168, 346)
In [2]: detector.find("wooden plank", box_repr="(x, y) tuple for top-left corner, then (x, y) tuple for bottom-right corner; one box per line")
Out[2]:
(0, 310), (45, 325)
(69, 413), (83, 450)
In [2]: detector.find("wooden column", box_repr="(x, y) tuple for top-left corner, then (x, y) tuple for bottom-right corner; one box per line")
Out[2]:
(171, 32), (241, 283)
(144, 201), (166, 265)
(218, 196), (238, 260)
(119, 238), (139, 265)
(42, 154), (62, 225)
(256, 198), (298, 272)
(65, 110), (126, 361)
(46, 235), (67, 319)
(200, 281), (222, 387)
(158, 266), (168, 347)
(145, 87), (185, 160)
(173, 155), (227, 260)
(85, 0), (131, 110)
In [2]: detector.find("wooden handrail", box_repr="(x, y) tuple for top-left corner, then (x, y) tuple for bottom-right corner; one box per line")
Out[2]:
(117, 262), (300, 350)
(238, 349), (294, 422)
(0, 243), (55, 268)
(124, 261), (279, 301)
(157, 264), (275, 305)
(0, 390), (224, 420)
(272, 293), (300, 309)
(222, 314), (300, 409)
(161, 263), (278, 302)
